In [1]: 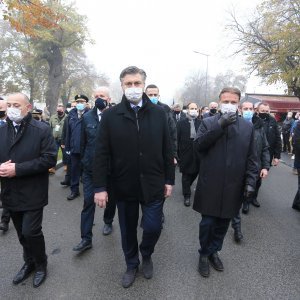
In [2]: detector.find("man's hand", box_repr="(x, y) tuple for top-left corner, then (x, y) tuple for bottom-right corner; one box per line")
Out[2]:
(260, 169), (268, 178)
(174, 158), (177, 165)
(164, 184), (173, 198)
(218, 112), (237, 128)
(0, 160), (16, 178)
(61, 144), (65, 149)
(272, 158), (279, 166)
(94, 191), (108, 208)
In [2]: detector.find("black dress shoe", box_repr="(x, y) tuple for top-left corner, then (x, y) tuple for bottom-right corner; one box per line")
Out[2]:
(122, 267), (138, 288)
(242, 202), (249, 214)
(73, 240), (92, 252)
(0, 221), (9, 232)
(102, 224), (113, 236)
(292, 205), (300, 211)
(60, 180), (70, 186)
(13, 263), (35, 285)
(234, 228), (243, 243)
(184, 197), (191, 207)
(252, 198), (260, 207)
(142, 257), (153, 279)
(33, 267), (47, 288)
(67, 192), (80, 200)
(198, 256), (210, 277)
(208, 252), (224, 271)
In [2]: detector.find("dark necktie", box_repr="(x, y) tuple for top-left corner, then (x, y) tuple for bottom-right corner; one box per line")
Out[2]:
(14, 124), (20, 135)
(132, 106), (140, 114)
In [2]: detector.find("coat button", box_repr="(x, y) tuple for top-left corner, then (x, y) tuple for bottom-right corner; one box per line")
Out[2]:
(139, 152), (143, 156)
(140, 174), (144, 178)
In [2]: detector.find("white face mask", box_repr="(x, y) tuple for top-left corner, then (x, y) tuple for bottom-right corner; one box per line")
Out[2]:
(189, 110), (199, 118)
(182, 109), (187, 114)
(7, 107), (24, 123)
(220, 103), (237, 114)
(125, 87), (143, 104)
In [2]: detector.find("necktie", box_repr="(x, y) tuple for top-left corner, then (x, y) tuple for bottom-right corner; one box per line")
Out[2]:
(14, 124), (20, 134)
(132, 106), (140, 114)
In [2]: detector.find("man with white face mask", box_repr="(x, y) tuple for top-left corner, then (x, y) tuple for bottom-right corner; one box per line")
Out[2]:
(193, 87), (258, 278)
(93, 66), (175, 288)
(0, 93), (56, 287)
(177, 102), (201, 207)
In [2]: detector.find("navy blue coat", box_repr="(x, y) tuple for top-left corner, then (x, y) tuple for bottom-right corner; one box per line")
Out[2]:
(65, 108), (88, 154)
(81, 107), (100, 174)
(193, 113), (259, 218)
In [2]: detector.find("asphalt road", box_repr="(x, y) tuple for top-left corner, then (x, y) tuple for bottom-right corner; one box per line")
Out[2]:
(0, 161), (300, 300)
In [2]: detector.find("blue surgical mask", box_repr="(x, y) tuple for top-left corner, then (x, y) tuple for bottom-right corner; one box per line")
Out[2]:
(243, 110), (253, 122)
(150, 97), (158, 105)
(76, 103), (85, 111)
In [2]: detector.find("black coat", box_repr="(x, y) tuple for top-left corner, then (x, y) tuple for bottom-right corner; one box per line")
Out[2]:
(177, 117), (201, 174)
(0, 113), (57, 211)
(93, 94), (175, 203)
(81, 107), (100, 174)
(193, 114), (258, 218)
(261, 115), (282, 161)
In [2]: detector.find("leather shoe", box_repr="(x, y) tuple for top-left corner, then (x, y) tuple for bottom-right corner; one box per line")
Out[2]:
(33, 267), (47, 288)
(184, 197), (191, 207)
(60, 180), (70, 186)
(102, 224), (113, 236)
(67, 192), (80, 200)
(13, 263), (35, 285)
(292, 205), (300, 211)
(234, 227), (243, 243)
(252, 198), (260, 207)
(122, 267), (138, 288)
(242, 202), (249, 214)
(198, 256), (210, 277)
(73, 240), (92, 252)
(0, 221), (9, 232)
(208, 252), (224, 271)
(142, 257), (153, 279)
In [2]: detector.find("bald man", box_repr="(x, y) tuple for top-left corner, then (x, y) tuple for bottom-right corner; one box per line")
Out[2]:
(0, 93), (57, 288)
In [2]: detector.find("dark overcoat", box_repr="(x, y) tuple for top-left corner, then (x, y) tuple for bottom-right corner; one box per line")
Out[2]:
(93, 94), (175, 203)
(177, 117), (201, 174)
(193, 113), (258, 218)
(0, 113), (57, 211)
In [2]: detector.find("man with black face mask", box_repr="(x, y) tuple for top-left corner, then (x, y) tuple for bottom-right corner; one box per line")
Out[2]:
(203, 101), (219, 119)
(257, 103), (281, 169)
(72, 87), (111, 253)
(49, 104), (67, 174)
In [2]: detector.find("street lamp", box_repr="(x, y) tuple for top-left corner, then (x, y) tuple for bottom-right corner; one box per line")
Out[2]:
(193, 51), (209, 106)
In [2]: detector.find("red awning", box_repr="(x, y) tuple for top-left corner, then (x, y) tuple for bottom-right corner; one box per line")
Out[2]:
(262, 100), (300, 112)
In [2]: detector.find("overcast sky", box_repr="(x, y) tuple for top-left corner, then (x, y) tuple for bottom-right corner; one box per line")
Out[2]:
(74, 0), (285, 104)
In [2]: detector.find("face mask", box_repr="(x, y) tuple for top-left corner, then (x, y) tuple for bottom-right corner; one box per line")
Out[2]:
(287, 113), (293, 118)
(210, 108), (217, 114)
(95, 98), (108, 111)
(33, 116), (41, 121)
(220, 103), (237, 114)
(182, 109), (187, 114)
(258, 112), (269, 120)
(243, 110), (253, 122)
(189, 110), (199, 118)
(76, 103), (85, 111)
(149, 97), (158, 105)
(57, 111), (64, 116)
(125, 87), (143, 104)
(174, 111), (180, 115)
(0, 111), (6, 118)
(7, 107), (24, 123)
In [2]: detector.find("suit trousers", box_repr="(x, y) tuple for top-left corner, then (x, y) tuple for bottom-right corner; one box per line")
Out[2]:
(117, 199), (163, 269)
(1, 208), (10, 224)
(103, 196), (116, 225)
(10, 208), (47, 268)
(199, 215), (230, 257)
(181, 172), (198, 198)
(70, 153), (81, 193)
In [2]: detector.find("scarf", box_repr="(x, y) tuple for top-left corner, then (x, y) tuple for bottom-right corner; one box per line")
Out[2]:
(186, 113), (197, 139)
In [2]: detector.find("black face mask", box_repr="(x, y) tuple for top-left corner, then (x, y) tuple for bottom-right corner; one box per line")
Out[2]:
(57, 111), (64, 116)
(174, 111), (180, 115)
(0, 111), (6, 118)
(33, 116), (41, 121)
(258, 113), (269, 120)
(210, 108), (217, 114)
(95, 98), (108, 111)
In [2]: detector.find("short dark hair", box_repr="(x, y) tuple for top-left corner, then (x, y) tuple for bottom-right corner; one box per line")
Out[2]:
(119, 66), (147, 82)
(145, 84), (159, 92)
(219, 87), (241, 100)
(257, 102), (270, 110)
(187, 102), (198, 109)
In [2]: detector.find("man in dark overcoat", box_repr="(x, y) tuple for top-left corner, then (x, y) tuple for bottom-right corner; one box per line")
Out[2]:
(193, 87), (258, 278)
(177, 102), (201, 206)
(93, 66), (175, 288)
(0, 93), (57, 287)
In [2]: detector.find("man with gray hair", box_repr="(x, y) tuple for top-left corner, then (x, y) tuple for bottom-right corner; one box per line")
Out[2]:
(172, 103), (186, 123)
(0, 93), (56, 287)
(203, 101), (219, 118)
(93, 66), (175, 288)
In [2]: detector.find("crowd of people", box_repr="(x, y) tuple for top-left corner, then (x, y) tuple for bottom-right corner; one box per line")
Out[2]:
(0, 66), (299, 290)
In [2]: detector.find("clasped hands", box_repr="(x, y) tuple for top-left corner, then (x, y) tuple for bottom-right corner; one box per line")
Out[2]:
(0, 160), (16, 177)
